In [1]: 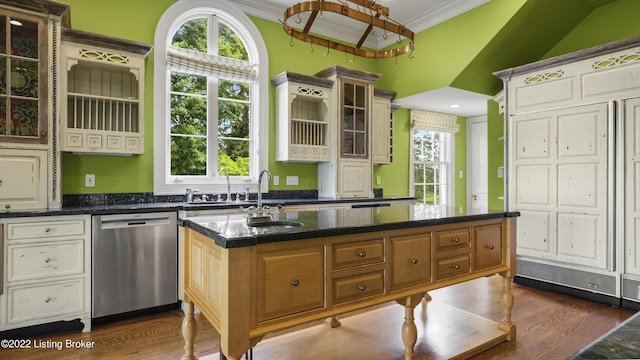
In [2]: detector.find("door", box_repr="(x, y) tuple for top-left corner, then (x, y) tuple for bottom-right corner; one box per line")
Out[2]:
(468, 116), (488, 210)
(625, 97), (640, 276)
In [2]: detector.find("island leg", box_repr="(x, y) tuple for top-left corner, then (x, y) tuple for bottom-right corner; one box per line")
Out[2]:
(396, 294), (425, 360)
(181, 300), (198, 360)
(498, 273), (516, 341)
(324, 316), (341, 328)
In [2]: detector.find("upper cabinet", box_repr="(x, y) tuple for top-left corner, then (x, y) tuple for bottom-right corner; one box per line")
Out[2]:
(60, 28), (152, 155)
(272, 71), (333, 162)
(0, 9), (49, 145)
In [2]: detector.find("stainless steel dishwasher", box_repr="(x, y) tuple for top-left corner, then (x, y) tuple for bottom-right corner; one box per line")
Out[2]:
(92, 212), (178, 319)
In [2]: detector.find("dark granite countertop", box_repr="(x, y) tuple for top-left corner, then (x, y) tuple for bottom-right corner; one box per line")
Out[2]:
(181, 205), (520, 248)
(0, 197), (416, 218)
(570, 309), (640, 359)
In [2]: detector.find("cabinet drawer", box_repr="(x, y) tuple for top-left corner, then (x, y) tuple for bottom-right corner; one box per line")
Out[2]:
(7, 279), (85, 324)
(390, 234), (431, 290)
(332, 271), (384, 304)
(332, 238), (384, 269)
(7, 220), (86, 240)
(7, 240), (84, 282)
(435, 254), (471, 280)
(257, 246), (325, 322)
(474, 224), (503, 270)
(434, 228), (470, 252)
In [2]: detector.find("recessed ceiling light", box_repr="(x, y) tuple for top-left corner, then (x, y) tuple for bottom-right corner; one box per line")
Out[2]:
(450, 104), (460, 108)
(10, 20), (22, 26)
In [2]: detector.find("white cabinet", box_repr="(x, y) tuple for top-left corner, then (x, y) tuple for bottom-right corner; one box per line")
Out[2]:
(0, 149), (47, 211)
(60, 28), (152, 155)
(496, 37), (640, 304)
(372, 90), (395, 165)
(272, 72), (333, 162)
(316, 66), (381, 199)
(0, 215), (91, 332)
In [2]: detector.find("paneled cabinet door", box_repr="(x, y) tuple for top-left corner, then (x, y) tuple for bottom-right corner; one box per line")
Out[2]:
(625, 97), (640, 276)
(0, 149), (47, 210)
(390, 233), (431, 290)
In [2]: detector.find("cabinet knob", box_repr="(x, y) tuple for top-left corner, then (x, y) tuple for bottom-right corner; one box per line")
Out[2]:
(291, 279), (299, 287)
(358, 284), (366, 291)
(45, 228), (51, 233)
(45, 297), (52, 303)
(44, 257), (51, 263)
(410, 258), (418, 264)
(5, 204), (10, 209)
(453, 264), (461, 270)
(358, 250), (367, 257)
(452, 237), (460, 243)
(488, 244), (495, 250)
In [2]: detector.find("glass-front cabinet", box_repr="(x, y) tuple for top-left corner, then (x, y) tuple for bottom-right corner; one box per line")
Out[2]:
(341, 78), (368, 158)
(0, 10), (47, 144)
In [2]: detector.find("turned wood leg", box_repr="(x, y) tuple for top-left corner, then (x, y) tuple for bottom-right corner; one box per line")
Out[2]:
(498, 274), (516, 341)
(324, 316), (341, 328)
(396, 294), (425, 360)
(181, 300), (198, 360)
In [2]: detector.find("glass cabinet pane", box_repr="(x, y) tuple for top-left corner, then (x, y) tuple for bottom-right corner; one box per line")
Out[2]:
(11, 18), (38, 59)
(341, 79), (368, 158)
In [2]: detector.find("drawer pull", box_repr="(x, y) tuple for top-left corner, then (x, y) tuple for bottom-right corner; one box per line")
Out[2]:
(488, 244), (495, 250)
(358, 284), (367, 291)
(44, 257), (51, 263)
(410, 258), (418, 264)
(452, 237), (460, 243)
(291, 279), (300, 287)
(5, 204), (10, 209)
(452, 264), (461, 270)
(358, 250), (367, 257)
(45, 228), (52, 233)
(45, 297), (52, 303)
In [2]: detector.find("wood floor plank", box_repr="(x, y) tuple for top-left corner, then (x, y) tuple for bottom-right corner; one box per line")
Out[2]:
(1, 275), (634, 359)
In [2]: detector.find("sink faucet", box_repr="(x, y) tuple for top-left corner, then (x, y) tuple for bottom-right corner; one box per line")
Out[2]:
(185, 188), (199, 203)
(219, 167), (231, 202)
(257, 169), (271, 209)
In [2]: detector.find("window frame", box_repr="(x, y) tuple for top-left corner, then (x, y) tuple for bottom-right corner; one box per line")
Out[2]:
(410, 129), (455, 206)
(153, 0), (268, 195)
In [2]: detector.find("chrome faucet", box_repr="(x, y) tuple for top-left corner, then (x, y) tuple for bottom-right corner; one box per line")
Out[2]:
(219, 167), (231, 202)
(185, 188), (199, 203)
(257, 169), (271, 209)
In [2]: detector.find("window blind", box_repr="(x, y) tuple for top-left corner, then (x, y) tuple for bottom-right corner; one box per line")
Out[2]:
(410, 109), (460, 133)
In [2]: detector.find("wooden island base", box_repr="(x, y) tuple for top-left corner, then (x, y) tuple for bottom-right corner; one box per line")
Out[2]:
(194, 296), (512, 360)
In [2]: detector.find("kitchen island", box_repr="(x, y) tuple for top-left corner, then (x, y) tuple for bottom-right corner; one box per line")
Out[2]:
(179, 205), (519, 360)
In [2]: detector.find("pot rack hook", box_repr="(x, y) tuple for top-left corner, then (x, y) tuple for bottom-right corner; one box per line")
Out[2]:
(309, 37), (314, 53)
(290, 32), (295, 47)
(324, 43), (330, 56)
(295, 12), (302, 24)
(382, 20), (388, 39)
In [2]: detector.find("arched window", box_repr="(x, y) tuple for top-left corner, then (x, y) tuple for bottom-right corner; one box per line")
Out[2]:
(153, 0), (268, 196)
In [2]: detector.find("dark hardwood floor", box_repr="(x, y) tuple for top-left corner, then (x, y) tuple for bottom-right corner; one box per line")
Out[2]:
(1, 275), (635, 359)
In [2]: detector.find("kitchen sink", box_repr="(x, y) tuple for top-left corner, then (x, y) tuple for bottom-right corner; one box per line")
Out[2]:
(247, 220), (303, 228)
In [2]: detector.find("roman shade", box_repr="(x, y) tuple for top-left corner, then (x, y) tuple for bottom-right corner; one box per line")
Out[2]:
(166, 46), (258, 82)
(410, 109), (459, 133)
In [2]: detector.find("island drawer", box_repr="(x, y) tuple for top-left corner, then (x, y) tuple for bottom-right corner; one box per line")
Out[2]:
(332, 238), (384, 269)
(332, 271), (384, 304)
(435, 254), (471, 280)
(7, 240), (85, 282)
(434, 227), (470, 252)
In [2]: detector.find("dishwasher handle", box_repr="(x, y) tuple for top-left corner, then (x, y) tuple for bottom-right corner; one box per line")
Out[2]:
(99, 216), (173, 230)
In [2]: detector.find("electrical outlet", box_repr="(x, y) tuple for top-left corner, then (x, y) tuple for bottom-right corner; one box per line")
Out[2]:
(273, 175), (280, 186)
(85, 174), (95, 187)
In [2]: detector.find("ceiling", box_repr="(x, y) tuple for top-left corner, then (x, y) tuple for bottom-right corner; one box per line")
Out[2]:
(231, 0), (494, 117)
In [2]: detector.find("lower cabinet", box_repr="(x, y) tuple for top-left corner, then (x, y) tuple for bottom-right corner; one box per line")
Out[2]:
(0, 215), (91, 332)
(0, 149), (47, 211)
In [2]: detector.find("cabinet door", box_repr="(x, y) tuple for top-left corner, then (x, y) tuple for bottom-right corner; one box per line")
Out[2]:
(0, 149), (47, 210)
(625, 97), (640, 276)
(256, 246), (325, 322)
(372, 96), (391, 164)
(390, 233), (431, 290)
(338, 159), (371, 198)
(510, 103), (609, 269)
(340, 78), (369, 159)
(0, 10), (48, 144)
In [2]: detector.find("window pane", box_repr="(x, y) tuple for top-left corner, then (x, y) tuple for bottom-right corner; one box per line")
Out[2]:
(170, 94), (207, 136)
(355, 132), (365, 155)
(343, 132), (353, 154)
(172, 18), (207, 52)
(218, 100), (249, 138)
(219, 80), (248, 101)
(11, 59), (38, 97)
(343, 108), (354, 130)
(11, 98), (37, 136)
(355, 109), (365, 131)
(0, 56), (5, 94)
(11, 18), (38, 59)
(218, 138), (249, 175)
(0, 99), (5, 135)
(218, 22), (248, 60)
(171, 136), (206, 175)
(355, 84), (365, 107)
(171, 72), (207, 95)
(344, 83), (354, 106)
